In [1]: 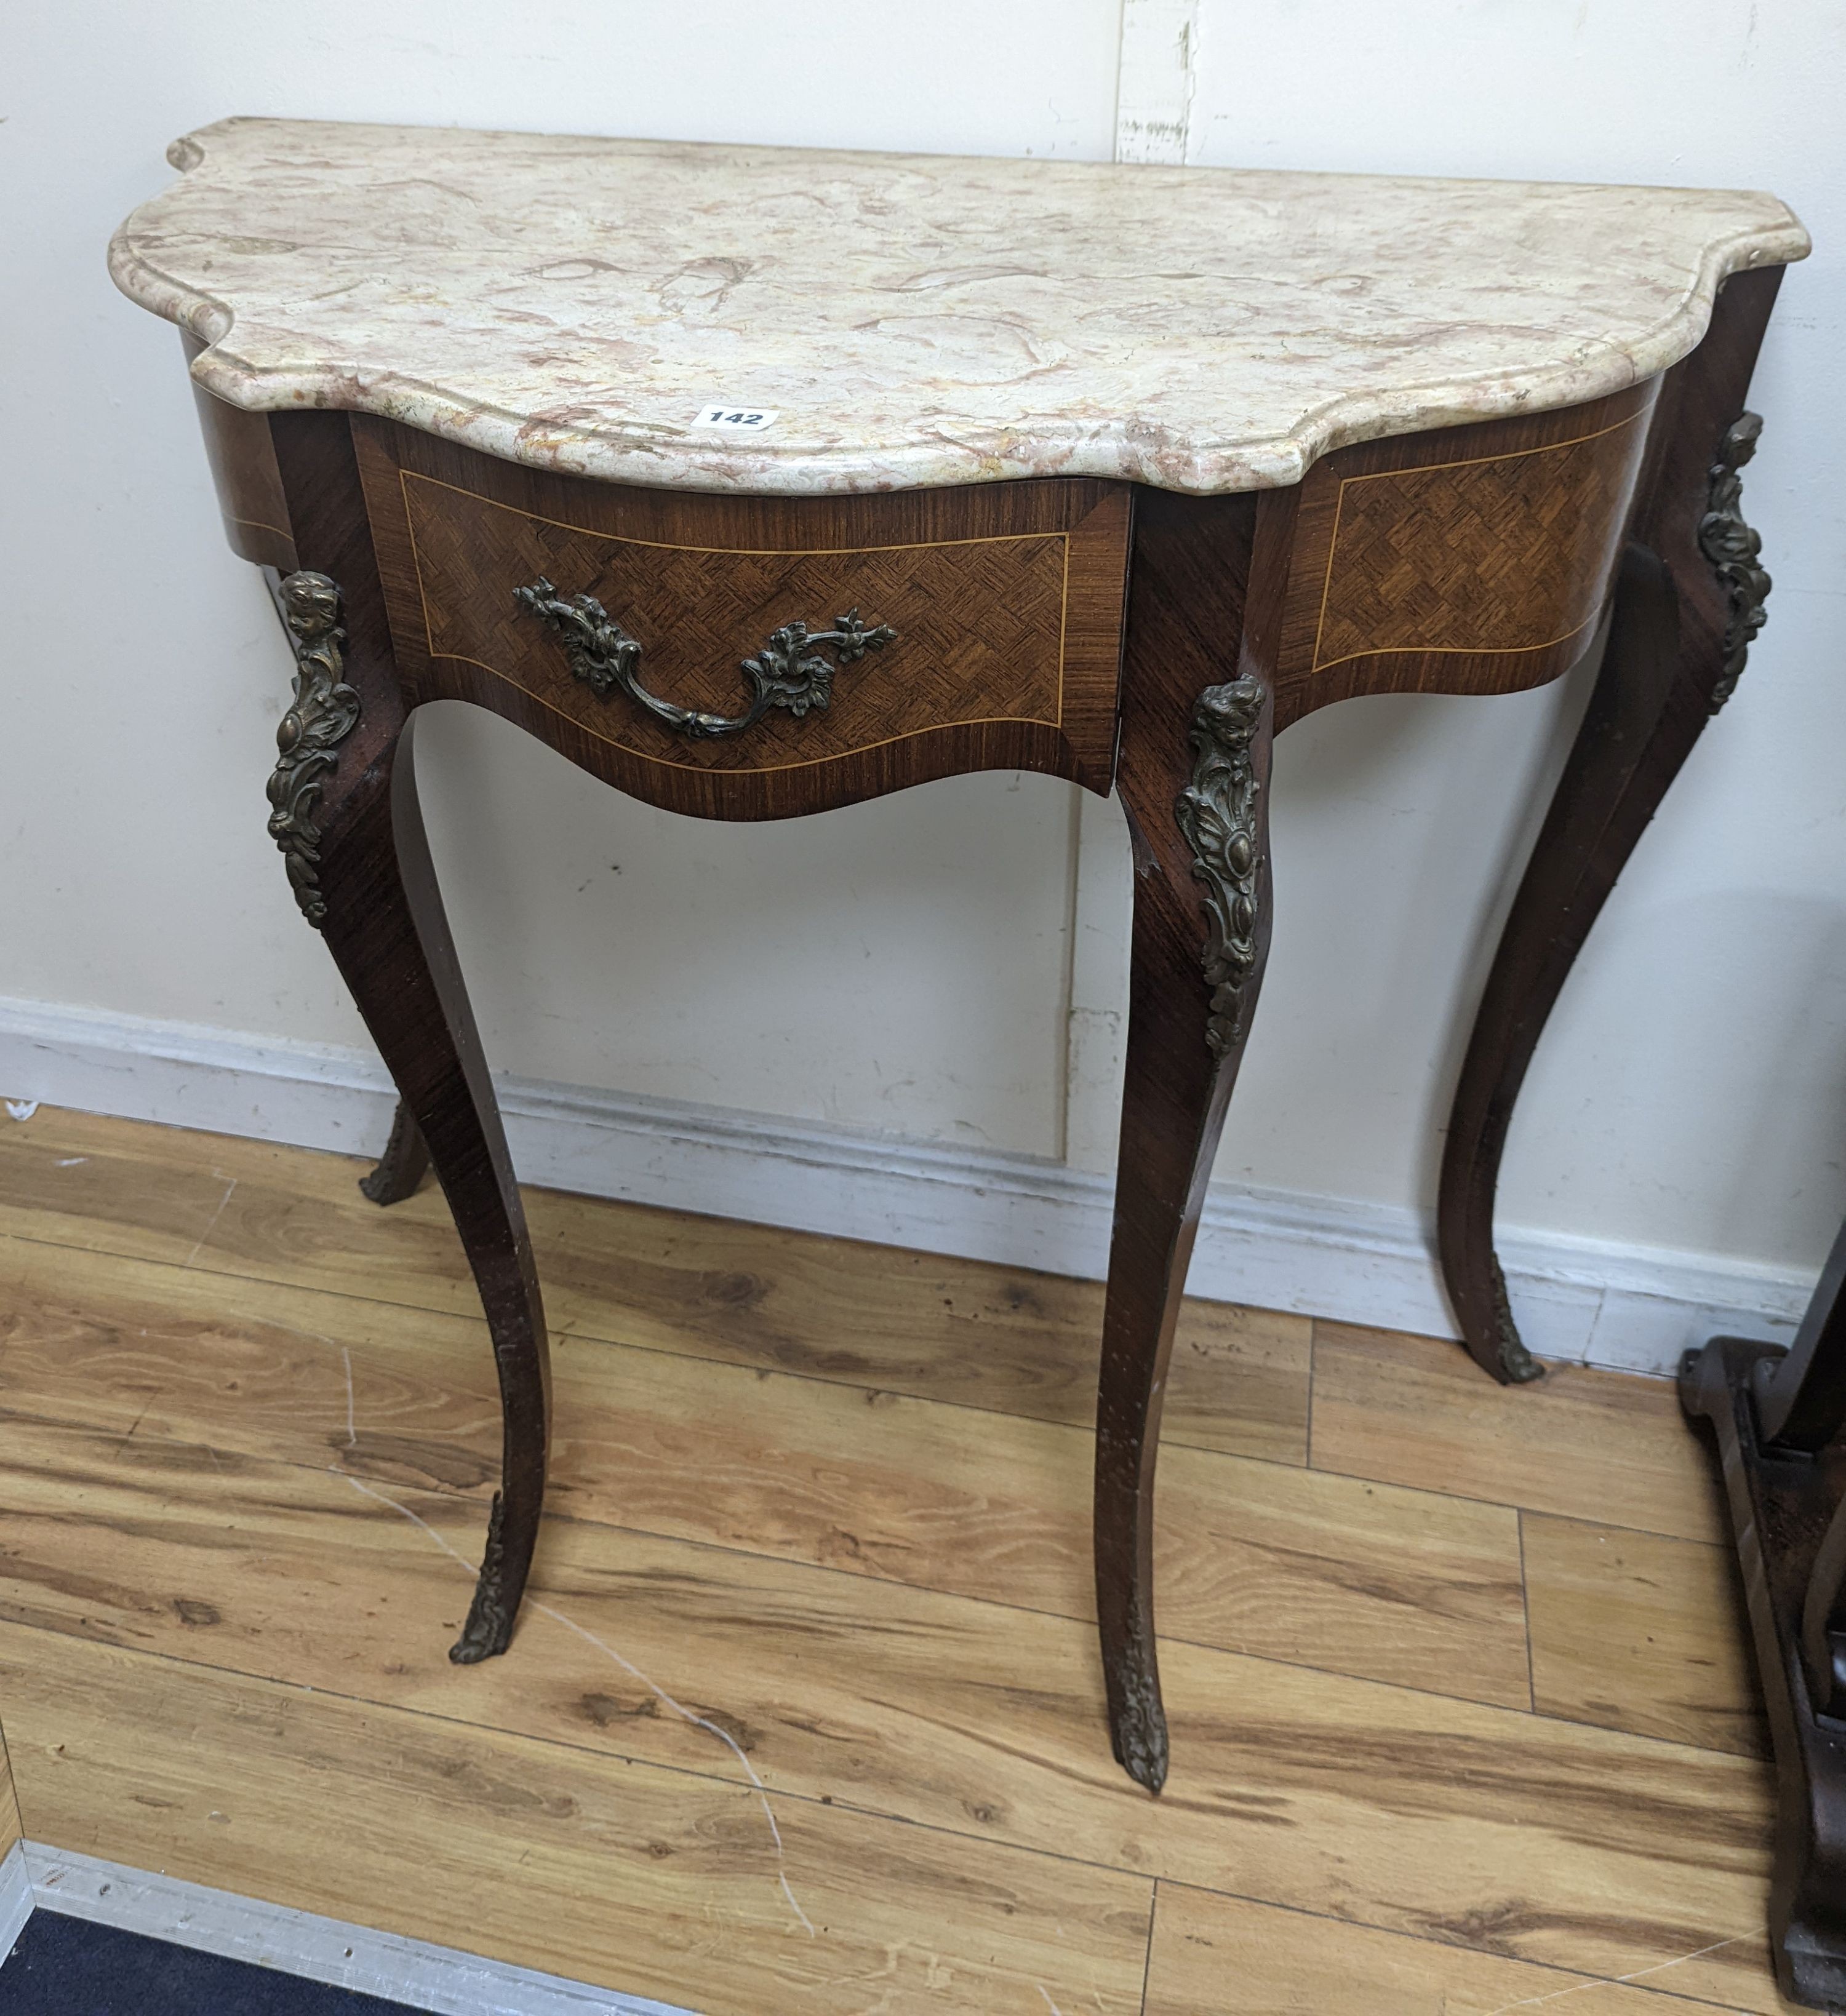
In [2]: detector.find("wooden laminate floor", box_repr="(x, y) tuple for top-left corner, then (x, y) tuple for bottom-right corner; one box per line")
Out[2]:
(0, 1105), (1794, 2014)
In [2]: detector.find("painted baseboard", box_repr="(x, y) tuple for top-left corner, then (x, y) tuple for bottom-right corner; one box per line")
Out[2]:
(0, 1843), (32, 1962)
(8, 1842), (690, 2014)
(0, 994), (1813, 1377)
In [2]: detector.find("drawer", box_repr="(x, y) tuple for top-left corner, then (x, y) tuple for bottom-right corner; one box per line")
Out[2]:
(354, 418), (1131, 819)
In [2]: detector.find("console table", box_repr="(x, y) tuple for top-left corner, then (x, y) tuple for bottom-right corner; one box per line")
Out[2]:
(111, 119), (1807, 1797)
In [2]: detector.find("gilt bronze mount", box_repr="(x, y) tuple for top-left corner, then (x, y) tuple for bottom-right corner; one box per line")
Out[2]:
(513, 576), (896, 741)
(266, 570), (361, 928)
(1698, 410), (1772, 712)
(1173, 675), (1268, 1059)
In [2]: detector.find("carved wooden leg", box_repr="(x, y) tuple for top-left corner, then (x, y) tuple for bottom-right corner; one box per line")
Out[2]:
(265, 559), (549, 1662)
(1437, 266), (1783, 1384)
(311, 712), (551, 1662)
(263, 547), (433, 1213)
(1097, 488), (1271, 1792)
(359, 1100), (431, 1205)
(262, 416), (551, 1661)
(1436, 542), (1681, 1384)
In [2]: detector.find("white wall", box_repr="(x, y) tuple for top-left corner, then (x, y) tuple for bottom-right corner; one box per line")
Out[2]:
(1172, 0), (1846, 1276)
(2, 1), (1841, 1359)
(0, 0), (1121, 1163)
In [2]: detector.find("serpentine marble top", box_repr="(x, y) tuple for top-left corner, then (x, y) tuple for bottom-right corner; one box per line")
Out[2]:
(110, 118), (1808, 497)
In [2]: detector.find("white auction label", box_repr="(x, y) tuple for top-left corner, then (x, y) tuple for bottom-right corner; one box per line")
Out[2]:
(690, 404), (779, 432)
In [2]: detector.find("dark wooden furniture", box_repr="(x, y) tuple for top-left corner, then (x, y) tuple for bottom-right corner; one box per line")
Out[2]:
(122, 125), (1801, 1798)
(1684, 1221), (1846, 2009)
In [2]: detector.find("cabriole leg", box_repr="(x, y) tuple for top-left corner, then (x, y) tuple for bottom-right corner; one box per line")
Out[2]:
(266, 568), (549, 1663)
(316, 717), (550, 1662)
(1098, 671), (1274, 1793)
(360, 1100), (432, 1205)
(1437, 266), (1783, 1384)
(1436, 540), (1682, 1384)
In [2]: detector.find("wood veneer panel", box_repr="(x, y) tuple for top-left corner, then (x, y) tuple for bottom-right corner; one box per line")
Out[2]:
(354, 416), (1130, 817)
(0, 1233), (1523, 1707)
(178, 333), (297, 572)
(1273, 382), (1656, 727)
(1524, 1512), (1768, 1759)
(0, 1628), (1152, 2016)
(1141, 1881), (1758, 2015)
(0, 1416), (1781, 2007)
(0, 1106), (1309, 1460)
(1311, 1321), (1729, 1544)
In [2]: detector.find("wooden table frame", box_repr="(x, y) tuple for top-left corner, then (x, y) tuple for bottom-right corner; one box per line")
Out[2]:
(187, 265), (1781, 1795)
(1684, 1218), (1846, 2006)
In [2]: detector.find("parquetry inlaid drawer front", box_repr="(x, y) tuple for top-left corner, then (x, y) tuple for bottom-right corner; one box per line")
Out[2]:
(405, 478), (1068, 757)
(355, 420), (1131, 817)
(1273, 381), (1659, 719)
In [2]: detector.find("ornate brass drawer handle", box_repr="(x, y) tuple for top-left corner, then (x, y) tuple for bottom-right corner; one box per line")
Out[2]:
(513, 576), (896, 741)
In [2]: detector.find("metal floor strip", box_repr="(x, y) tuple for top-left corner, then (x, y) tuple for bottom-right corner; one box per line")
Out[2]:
(1, 1843), (697, 2016)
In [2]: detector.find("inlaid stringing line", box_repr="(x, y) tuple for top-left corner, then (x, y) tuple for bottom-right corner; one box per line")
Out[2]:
(399, 466), (1084, 562)
(1307, 399), (1651, 673)
(394, 471), (1077, 775)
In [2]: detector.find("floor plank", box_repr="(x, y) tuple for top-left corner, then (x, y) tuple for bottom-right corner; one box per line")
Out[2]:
(1311, 1320), (1730, 1544)
(1524, 1512), (1768, 1758)
(1143, 1879), (1796, 2015)
(0, 1627), (1154, 2016)
(0, 1105), (1793, 2014)
(0, 1105), (1309, 1460)
(0, 1232), (1530, 1708)
(0, 1406), (1788, 2010)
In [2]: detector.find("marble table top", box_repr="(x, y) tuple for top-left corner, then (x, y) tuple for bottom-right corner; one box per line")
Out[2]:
(110, 118), (1808, 497)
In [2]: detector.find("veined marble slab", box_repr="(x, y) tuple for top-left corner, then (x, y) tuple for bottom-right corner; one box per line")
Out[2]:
(110, 118), (1808, 496)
